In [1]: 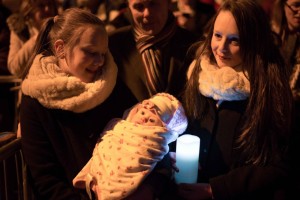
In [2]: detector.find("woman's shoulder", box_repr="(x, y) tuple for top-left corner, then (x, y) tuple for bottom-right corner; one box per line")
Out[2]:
(21, 94), (41, 108)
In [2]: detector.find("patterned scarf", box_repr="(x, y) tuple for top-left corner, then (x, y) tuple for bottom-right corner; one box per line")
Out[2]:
(134, 13), (177, 96)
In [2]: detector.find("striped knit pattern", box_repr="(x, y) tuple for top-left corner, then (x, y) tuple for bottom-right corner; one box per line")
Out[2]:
(134, 13), (177, 96)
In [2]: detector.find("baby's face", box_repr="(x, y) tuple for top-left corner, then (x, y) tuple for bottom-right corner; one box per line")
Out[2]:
(130, 101), (163, 126)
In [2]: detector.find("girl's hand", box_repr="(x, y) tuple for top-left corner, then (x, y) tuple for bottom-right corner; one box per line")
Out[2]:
(169, 152), (179, 172)
(177, 183), (213, 200)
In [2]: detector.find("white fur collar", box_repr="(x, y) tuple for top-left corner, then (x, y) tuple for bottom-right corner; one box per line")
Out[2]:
(22, 52), (117, 113)
(187, 56), (250, 101)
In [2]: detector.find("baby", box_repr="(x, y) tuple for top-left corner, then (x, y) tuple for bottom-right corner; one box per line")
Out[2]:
(73, 93), (188, 200)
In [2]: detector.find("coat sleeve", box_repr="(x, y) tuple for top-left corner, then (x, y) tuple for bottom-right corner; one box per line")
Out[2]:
(210, 160), (289, 199)
(7, 31), (36, 77)
(20, 95), (90, 200)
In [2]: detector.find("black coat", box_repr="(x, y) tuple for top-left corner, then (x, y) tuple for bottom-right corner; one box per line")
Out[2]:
(20, 80), (137, 199)
(170, 99), (290, 200)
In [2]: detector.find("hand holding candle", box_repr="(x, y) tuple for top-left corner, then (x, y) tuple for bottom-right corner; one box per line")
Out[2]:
(175, 134), (200, 184)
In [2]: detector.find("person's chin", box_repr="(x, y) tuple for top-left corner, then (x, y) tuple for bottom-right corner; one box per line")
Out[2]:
(141, 29), (155, 35)
(142, 25), (160, 35)
(80, 75), (95, 83)
(216, 60), (230, 68)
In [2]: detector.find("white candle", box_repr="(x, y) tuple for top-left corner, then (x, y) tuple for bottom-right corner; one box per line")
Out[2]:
(175, 134), (200, 184)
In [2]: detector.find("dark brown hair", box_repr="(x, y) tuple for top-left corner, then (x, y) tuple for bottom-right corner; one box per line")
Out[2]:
(183, 0), (293, 165)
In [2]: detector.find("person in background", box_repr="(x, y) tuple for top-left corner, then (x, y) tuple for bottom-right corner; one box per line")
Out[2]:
(19, 8), (138, 199)
(73, 92), (188, 200)
(272, 0), (300, 101)
(6, 0), (58, 77)
(76, 0), (103, 15)
(172, 0), (216, 38)
(0, 2), (11, 76)
(0, 2), (15, 132)
(109, 0), (198, 102)
(104, 0), (131, 32)
(168, 0), (294, 199)
(271, 0), (300, 198)
(257, 0), (275, 18)
(5, 0), (58, 135)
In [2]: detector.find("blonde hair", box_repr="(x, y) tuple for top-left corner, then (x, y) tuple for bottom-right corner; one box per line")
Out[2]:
(22, 8), (106, 79)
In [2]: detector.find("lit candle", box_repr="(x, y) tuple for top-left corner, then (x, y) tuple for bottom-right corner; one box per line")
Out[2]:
(175, 134), (200, 184)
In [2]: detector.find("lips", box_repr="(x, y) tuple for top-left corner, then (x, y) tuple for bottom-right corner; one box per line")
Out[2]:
(86, 68), (98, 73)
(217, 54), (229, 61)
(294, 18), (300, 24)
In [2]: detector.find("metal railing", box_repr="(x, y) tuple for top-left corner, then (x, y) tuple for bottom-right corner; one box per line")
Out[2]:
(0, 132), (31, 200)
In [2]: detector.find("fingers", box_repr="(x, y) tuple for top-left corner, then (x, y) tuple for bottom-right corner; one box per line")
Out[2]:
(169, 152), (179, 172)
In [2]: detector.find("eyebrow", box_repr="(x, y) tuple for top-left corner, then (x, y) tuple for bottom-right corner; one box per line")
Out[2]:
(227, 35), (240, 40)
(214, 31), (239, 38)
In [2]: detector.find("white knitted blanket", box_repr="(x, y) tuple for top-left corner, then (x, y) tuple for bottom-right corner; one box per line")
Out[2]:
(73, 119), (175, 200)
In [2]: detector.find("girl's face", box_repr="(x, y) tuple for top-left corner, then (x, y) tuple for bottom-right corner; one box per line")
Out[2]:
(211, 11), (242, 68)
(128, 0), (170, 35)
(60, 26), (108, 83)
(130, 101), (163, 126)
(285, 0), (300, 32)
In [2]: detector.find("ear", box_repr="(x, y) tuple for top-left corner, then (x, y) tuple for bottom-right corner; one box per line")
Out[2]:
(54, 39), (65, 58)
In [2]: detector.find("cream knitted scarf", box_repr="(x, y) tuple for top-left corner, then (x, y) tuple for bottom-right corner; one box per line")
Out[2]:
(188, 56), (250, 101)
(21, 52), (118, 113)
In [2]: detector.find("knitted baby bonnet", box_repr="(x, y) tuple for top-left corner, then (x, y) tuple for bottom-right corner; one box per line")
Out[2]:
(148, 93), (188, 142)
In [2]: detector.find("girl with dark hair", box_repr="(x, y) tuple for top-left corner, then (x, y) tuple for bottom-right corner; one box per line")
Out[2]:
(169, 0), (294, 199)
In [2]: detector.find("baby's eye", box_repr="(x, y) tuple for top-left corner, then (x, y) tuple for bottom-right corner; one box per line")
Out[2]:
(149, 118), (155, 123)
(141, 111), (145, 115)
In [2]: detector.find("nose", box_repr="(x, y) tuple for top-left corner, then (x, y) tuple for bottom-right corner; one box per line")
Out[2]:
(93, 54), (105, 67)
(219, 39), (228, 53)
(143, 8), (150, 18)
(44, 5), (49, 12)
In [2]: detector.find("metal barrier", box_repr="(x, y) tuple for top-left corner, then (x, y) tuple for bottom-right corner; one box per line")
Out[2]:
(0, 76), (22, 132)
(0, 132), (31, 200)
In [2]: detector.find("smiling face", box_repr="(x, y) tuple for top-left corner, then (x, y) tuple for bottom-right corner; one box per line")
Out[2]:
(58, 26), (108, 83)
(128, 0), (170, 35)
(285, 0), (300, 32)
(211, 11), (242, 68)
